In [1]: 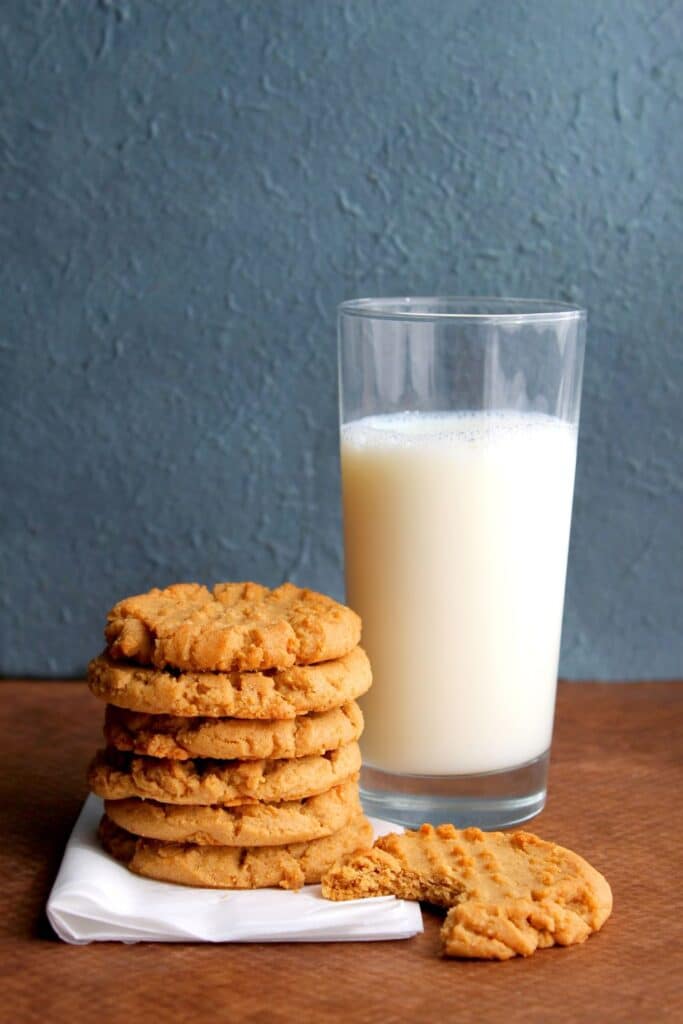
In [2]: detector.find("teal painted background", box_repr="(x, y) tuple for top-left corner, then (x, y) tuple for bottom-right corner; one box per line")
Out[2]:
(1, 0), (681, 678)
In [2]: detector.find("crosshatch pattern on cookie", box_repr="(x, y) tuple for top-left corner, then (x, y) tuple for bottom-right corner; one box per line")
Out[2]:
(322, 823), (612, 960)
(105, 582), (362, 672)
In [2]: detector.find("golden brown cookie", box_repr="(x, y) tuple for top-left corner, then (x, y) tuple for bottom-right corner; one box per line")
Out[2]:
(103, 701), (364, 761)
(99, 814), (374, 890)
(105, 777), (361, 846)
(322, 823), (612, 960)
(88, 742), (361, 806)
(104, 581), (361, 672)
(88, 647), (371, 718)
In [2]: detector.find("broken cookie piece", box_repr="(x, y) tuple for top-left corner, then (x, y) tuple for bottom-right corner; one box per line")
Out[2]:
(321, 823), (612, 960)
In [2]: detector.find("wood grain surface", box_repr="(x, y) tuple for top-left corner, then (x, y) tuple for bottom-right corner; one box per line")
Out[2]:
(2, 680), (682, 1024)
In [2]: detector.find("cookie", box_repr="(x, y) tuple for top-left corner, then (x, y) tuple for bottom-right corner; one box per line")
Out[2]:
(103, 701), (364, 761)
(104, 777), (361, 846)
(88, 647), (371, 718)
(322, 823), (612, 960)
(88, 742), (361, 806)
(99, 813), (374, 890)
(104, 581), (361, 672)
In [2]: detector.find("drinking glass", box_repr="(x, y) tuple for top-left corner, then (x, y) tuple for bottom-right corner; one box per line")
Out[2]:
(338, 297), (586, 828)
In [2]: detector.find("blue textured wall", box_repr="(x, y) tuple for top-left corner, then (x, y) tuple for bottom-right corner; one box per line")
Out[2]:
(1, 0), (681, 678)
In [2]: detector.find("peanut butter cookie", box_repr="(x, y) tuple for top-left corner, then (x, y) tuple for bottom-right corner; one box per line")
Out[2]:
(99, 813), (374, 889)
(105, 777), (361, 846)
(88, 742), (361, 806)
(103, 701), (364, 761)
(322, 823), (612, 959)
(105, 582), (361, 671)
(88, 647), (371, 718)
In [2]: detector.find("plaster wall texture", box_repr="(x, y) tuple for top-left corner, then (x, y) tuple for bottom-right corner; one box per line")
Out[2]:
(1, 0), (681, 678)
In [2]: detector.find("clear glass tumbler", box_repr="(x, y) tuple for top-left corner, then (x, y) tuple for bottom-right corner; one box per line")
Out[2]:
(338, 298), (586, 829)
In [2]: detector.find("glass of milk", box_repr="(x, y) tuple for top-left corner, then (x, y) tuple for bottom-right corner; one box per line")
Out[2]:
(339, 297), (586, 829)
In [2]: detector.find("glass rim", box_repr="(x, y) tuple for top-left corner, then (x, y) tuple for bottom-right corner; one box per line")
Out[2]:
(338, 296), (586, 324)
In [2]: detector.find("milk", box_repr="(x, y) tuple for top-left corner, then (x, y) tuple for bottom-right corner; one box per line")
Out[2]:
(341, 411), (578, 776)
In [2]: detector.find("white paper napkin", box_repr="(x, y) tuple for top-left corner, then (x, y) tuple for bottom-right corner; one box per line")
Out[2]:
(46, 795), (423, 944)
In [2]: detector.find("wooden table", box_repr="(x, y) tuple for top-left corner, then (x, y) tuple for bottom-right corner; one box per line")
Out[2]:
(2, 680), (682, 1023)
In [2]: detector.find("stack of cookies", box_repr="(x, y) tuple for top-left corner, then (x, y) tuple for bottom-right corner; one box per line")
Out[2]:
(86, 582), (373, 889)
